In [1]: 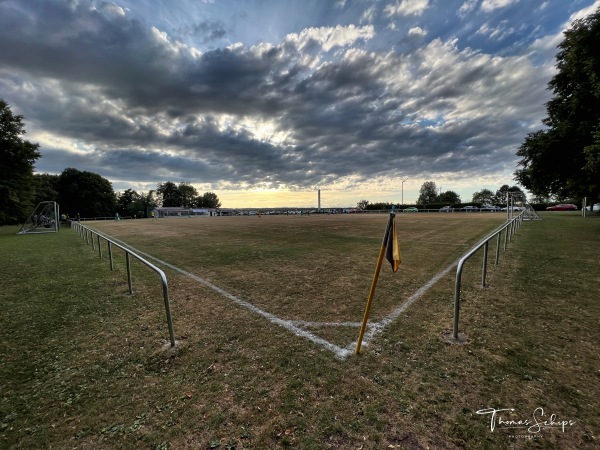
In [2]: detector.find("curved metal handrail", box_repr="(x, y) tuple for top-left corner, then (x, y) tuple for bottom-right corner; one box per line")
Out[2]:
(453, 211), (524, 339)
(71, 221), (175, 347)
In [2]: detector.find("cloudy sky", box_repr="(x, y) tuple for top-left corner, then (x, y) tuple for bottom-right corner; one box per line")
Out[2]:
(1, 0), (599, 207)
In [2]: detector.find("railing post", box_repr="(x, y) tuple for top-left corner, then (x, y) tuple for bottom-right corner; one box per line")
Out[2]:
(482, 241), (488, 287)
(126, 252), (133, 294)
(453, 261), (465, 339)
(160, 274), (176, 347)
(98, 235), (102, 259)
(108, 241), (114, 271)
(495, 231), (501, 265)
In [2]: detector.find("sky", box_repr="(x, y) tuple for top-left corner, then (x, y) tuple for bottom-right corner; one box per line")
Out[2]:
(1, 0), (599, 208)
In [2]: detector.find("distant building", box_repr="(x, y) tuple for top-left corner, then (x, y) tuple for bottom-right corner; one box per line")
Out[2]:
(151, 207), (233, 218)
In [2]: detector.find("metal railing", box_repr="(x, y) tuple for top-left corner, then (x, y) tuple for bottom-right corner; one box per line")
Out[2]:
(452, 211), (524, 339)
(71, 221), (176, 347)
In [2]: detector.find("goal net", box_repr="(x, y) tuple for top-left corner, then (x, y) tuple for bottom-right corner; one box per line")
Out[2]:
(522, 202), (541, 221)
(17, 201), (60, 234)
(507, 192), (541, 221)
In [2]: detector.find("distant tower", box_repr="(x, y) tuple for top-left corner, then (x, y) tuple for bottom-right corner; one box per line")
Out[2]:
(318, 189), (321, 212)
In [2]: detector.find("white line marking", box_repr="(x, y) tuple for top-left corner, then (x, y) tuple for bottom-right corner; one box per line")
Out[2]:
(343, 260), (458, 353)
(91, 230), (352, 359)
(89, 228), (458, 360)
(290, 321), (364, 328)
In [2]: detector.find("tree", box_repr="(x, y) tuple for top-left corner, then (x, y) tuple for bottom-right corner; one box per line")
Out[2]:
(116, 188), (141, 217)
(530, 194), (552, 203)
(33, 173), (59, 205)
(438, 190), (461, 204)
(515, 8), (600, 203)
(178, 183), (199, 208)
(57, 168), (116, 217)
(140, 190), (158, 217)
(199, 191), (221, 208)
(417, 181), (438, 204)
(0, 99), (41, 225)
(472, 189), (495, 205)
(495, 185), (526, 204)
(356, 199), (369, 210)
(366, 202), (396, 210)
(156, 181), (182, 207)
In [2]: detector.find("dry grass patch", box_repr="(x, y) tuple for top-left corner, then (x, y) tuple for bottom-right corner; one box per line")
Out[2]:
(90, 213), (503, 324)
(2, 213), (598, 449)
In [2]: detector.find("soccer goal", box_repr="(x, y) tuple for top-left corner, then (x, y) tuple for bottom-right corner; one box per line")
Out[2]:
(522, 202), (541, 221)
(17, 201), (60, 234)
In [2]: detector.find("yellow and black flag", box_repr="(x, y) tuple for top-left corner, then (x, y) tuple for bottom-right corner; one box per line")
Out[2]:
(356, 208), (401, 354)
(383, 213), (401, 272)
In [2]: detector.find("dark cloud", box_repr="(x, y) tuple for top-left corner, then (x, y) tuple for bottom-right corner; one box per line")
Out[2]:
(177, 20), (227, 44)
(1, 0), (593, 200)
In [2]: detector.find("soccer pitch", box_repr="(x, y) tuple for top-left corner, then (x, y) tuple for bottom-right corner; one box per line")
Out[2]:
(87, 213), (506, 358)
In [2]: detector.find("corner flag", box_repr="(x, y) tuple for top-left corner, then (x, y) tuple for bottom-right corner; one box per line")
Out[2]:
(384, 213), (401, 272)
(356, 208), (401, 354)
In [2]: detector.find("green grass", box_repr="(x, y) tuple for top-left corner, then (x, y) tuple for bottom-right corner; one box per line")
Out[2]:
(1, 213), (599, 449)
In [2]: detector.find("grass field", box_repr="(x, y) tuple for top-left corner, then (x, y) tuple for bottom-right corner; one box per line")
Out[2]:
(1, 212), (598, 449)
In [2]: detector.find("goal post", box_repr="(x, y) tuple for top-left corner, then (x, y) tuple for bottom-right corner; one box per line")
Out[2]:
(17, 201), (60, 234)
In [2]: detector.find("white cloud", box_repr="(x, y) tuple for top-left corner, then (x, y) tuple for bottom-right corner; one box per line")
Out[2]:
(384, 0), (429, 17)
(101, 2), (125, 17)
(360, 6), (377, 24)
(480, 0), (519, 13)
(475, 20), (520, 41)
(529, 0), (600, 72)
(285, 24), (375, 52)
(568, 0), (600, 22)
(459, 0), (478, 15)
(384, 37), (549, 127)
(408, 26), (427, 38)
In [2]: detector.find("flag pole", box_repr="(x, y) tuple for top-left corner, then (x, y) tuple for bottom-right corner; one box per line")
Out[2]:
(355, 208), (395, 354)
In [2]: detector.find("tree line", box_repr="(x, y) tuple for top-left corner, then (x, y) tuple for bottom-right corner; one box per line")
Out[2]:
(30, 170), (223, 221)
(357, 182), (525, 210)
(114, 182), (221, 219)
(0, 98), (220, 224)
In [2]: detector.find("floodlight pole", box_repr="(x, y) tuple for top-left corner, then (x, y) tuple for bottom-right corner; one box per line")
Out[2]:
(402, 179), (406, 206)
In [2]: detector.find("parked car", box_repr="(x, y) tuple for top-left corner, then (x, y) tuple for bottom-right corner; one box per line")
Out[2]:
(403, 207), (419, 212)
(461, 206), (479, 212)
(501, 206), (523, 211)
(585, 204), (600, 211)
(439, 206), (454, 212)
(479, 205), (502, 212)
(546, 204), (577, 211)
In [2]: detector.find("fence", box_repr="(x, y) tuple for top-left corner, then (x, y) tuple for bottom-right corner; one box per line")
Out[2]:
(71, 221), (176, 347)
(452, 211), (524, 339)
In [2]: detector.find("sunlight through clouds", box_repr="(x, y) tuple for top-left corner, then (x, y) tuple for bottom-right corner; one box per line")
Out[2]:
(0, 0), (598, 206)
